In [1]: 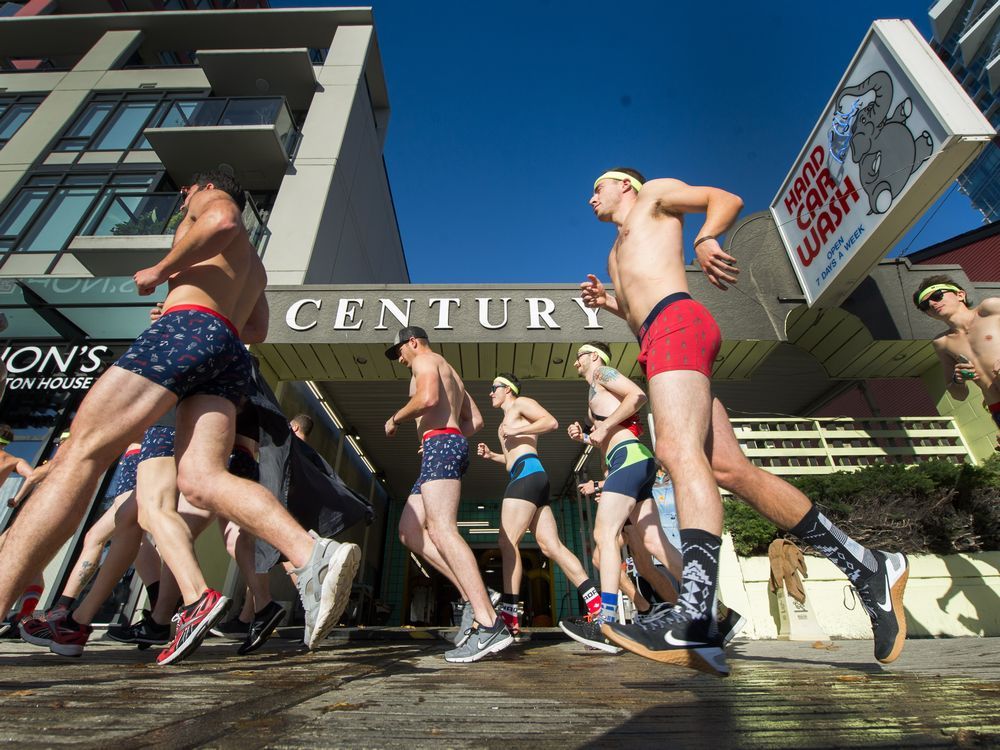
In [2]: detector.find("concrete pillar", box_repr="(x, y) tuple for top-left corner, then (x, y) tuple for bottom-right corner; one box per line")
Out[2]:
(921, 366), (997, 462)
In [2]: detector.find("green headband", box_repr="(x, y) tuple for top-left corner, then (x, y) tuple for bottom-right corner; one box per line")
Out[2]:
(578, 345), (611, 365)
(0, 436), (9, 446)
(59, 431), (70, 441)
(917, 284), (962, 305)
(594, 171), (642, 194)
(494, 376), (520, 395)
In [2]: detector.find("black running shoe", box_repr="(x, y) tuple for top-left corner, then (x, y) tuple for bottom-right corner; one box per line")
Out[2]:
(210, 616), (251, 639)
(854, 550), (908, 663)
(238, 601), (286, 656)
(107, 610), (170, 648)
(559, 615), (621, 654)
(603, 605), (729, 677)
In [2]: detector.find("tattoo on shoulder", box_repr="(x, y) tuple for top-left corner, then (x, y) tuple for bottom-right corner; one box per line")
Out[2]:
(597, 366), (620, 383)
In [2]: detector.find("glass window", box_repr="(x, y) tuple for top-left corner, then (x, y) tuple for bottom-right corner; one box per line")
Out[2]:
(160, 99), (222, 128)
(0, 189), (48, 238)
(0, 102), (38, 143)
(92, 101), (157, 150)
(17, 186), (100, 252)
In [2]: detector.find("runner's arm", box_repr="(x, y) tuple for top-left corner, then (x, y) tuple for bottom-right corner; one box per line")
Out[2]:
(241, 291), (269, 345)
(390, 358), (440, 425)
(459, 391), (484, 437)
(587, 367), (647, 445)
(477, 442), (506, 464)
(580, 274), (623, 318)
(933, 338), (972, 400)
(505, 398), (558, 437)
(133, 198), (243, 294)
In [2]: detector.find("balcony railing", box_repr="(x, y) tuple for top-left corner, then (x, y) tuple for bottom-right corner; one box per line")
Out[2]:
(76, 190), (268, 249)
(155, 96), (296, 152)
(730, 416), (975, 475)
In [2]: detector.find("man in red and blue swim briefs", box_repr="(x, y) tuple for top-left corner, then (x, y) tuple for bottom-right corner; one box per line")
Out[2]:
(579, 167), (744, 676)
(384, 326), (514, 664)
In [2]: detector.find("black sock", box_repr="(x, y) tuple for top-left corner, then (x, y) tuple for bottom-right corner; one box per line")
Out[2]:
(146, 581), (160, 610)
(501, 593), (517, 606)
(65, 612), (82, 630)
(789, 505), (877, 584)
(577, 578), (601, 615)
(676, 529), (722, 621)
(55, 595), (75, 610)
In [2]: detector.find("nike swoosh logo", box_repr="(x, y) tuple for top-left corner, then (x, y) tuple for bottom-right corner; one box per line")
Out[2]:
(664, 632), (703, 647)
(877, 573), (893, 612)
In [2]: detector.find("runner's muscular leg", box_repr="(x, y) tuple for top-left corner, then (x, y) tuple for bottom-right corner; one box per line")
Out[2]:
(499, 497), (535, 596)
(0, 368), (176, 613)
(530, 505), (589, 588)
(707, 397), (810, 529)
(174, 395), (314, 568)
(592, 491), (635, 596)
(61, 491), (131, 601)
(648, 371), (721, 534)
(398, 493), (468, 601)
(422, 478), (496, 626)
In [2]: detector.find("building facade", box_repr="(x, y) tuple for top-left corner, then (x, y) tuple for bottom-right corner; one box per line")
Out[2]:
(930, 0), (1000, 221)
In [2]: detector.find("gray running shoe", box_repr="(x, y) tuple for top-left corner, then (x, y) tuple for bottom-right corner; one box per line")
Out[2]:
(452, 588), (502, 646)
(444, 618), (513, 663)
(294, 531), (361, 650)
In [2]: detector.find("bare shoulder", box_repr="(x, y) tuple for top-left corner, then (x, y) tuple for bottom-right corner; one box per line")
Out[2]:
(976, 297), (1000, 315)
(595, 365), (622, 384)
(931, 332), (955, 354)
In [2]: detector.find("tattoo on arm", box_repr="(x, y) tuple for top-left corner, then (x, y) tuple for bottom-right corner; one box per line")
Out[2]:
(597, 367), (620, 384)
(78, 560), (95, 586)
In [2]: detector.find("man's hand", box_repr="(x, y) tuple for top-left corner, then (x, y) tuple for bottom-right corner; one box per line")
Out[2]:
(149, 302), (164, 324)
(477, 442), (494, 460)
(952, 361), (978, 384)
(567, 421), (587, 443)
(588, 423), (607, 447)
(992, 358), (1000, 379)
(577, 480), (598, 497)
(695, 237), (739, 290)
(579, 274), (608, 309)
(384, 416), (397, 437)
(133, 266), (167, 296)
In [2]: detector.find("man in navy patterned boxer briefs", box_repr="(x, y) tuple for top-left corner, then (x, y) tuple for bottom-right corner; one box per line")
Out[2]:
(0, 170), (360, 665)
(385, 326), (514, 663)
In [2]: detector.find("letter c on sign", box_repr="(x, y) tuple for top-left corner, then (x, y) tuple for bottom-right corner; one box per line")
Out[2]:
(286, 298), (322, 331)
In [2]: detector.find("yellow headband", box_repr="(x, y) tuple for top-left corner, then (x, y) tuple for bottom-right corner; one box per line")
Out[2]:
(578, 345), (611, 365)
(59, 431), (70, 441)
(0, 436), (9, 446)
(594, 171), (642, 194)
(494, 376), (519, 395)
(917, 284), (962, 305)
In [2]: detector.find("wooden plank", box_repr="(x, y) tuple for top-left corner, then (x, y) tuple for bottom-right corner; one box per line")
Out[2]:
(840, 341), (909, 379)
(272, 343), (309, 380)
(346, 343), (381, 381)
(439, 343), (462, 373)
(460, 343), (480, 380)
(365, 343), (397, 380)
(546, 343), (572, 379)
(882, 341), (934, 378)
(253, 345), (292, 381)
(292, 343), (325, 380)
(730, 340), (779, 380)
(312, 344), (346, 380)
(496, 342), (515, 374)
(529, 342), (552, 380)
(513, 342), (533, 377)
(824, 337), (877, 378)
(714, 340), (749, 379)
(795, 310), (857, 352)
(784, 306), (817, 341)
(810, 316), (867, 362)
(480, 342), (498, 381)
(330, 344), (362, 380)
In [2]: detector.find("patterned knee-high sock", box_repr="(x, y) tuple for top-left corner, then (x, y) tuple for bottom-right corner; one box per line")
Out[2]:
(790, 505), (877, 584)
(676, 529), (721, 621)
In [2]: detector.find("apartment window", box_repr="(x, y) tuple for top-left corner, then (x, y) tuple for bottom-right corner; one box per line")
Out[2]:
(0, 172), (158, 270)
(0, 95), (43, 148)
(54, 92), (204, 153)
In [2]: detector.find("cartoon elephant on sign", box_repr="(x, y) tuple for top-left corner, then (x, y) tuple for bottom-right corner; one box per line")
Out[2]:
(835, 70), (933, 214)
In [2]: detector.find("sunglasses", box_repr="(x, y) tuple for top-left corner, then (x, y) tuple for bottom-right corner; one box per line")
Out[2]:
(489, 384), (508, 393)
(918, 289), (955, 311)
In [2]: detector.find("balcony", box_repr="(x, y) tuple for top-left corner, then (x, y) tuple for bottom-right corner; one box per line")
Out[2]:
(144, 97), (296, 191)
(68, 191), (268, 276)
(197, 49), (318, 111)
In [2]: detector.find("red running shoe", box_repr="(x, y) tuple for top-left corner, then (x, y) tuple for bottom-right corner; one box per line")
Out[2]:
(20, 610), (92, 657)
(156, 589), (230, 666)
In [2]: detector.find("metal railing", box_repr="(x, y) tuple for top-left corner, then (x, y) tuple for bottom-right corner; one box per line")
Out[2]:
(729, 416), (975, 475)
(78, 190), (268, 249)
(156, 96), (297, 152)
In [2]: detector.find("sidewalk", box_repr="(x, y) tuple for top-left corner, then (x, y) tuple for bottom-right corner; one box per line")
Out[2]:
(1, 630), (998, 748)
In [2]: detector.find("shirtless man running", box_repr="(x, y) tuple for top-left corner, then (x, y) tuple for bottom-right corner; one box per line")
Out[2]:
(580, 168), (908, 675)
(0, 170), (359, 663)
(476, 372), (603, 635)
(915, 275), (1000, 444)
(384, 326), (513, 663)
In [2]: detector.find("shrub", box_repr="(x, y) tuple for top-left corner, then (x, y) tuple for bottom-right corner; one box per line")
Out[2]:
(723, 498), (778, 557)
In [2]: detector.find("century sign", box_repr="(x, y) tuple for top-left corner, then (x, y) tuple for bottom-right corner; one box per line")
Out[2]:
(266, 286), (636, 345)
(770, 19), (994, 307)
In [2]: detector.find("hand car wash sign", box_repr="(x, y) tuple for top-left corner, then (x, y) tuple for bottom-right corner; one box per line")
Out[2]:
(771, 19), (994, 307)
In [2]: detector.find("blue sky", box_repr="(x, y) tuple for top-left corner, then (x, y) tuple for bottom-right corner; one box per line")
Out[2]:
(275, 1), (987, 284)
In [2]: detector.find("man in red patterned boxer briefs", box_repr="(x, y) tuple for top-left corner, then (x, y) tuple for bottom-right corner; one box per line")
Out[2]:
(0, 170), (359, 664)
(385, 326), (513, 663)
(581, 169), (910, 674)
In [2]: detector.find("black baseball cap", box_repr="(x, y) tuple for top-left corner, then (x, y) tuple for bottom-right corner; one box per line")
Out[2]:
(385, 326), (429, 359)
